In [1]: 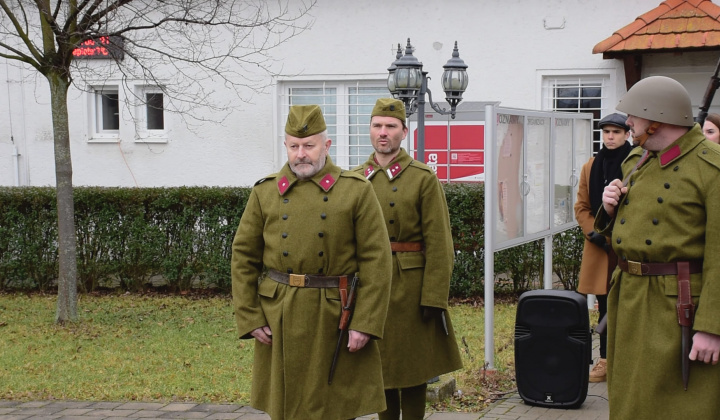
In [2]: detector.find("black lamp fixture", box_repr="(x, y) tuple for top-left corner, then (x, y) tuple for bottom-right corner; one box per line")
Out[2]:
(386, 38), (469, 162)
(387, 38), (468, 119)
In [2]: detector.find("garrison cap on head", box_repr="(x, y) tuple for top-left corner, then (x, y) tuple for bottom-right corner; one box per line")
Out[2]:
(371, 98), (407, 123)
(598, 113), (629, 131)
(285, 105), (327, 138)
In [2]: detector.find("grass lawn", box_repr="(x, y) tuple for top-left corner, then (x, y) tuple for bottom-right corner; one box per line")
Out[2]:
(0, 292), (563, 412)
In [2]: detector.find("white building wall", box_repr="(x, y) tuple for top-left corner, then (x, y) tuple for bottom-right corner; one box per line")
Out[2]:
(1, 0), (719, 188)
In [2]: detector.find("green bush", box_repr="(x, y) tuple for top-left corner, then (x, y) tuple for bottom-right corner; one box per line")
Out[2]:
(0, 186), (249, 293)
(552, 226), (584, 290)
(0, 184), (581, 297)
(445, 183), (484, 298)
(0, 187), (58, 291)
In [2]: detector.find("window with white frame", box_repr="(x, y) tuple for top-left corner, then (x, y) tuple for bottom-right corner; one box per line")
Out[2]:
(134, 85), (167, 142)
(541, 76), (609, 154)
(91, 87), (120, 140)
(280, 81), (388, 169)
(89, 83), (168, 142)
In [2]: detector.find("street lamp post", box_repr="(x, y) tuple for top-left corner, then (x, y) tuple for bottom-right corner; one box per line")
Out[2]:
(387, 38), (469, 164)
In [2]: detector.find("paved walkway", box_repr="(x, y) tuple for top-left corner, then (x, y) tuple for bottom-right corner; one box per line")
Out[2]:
(0, 380), (607, 420)
(0, 337), (608, 420)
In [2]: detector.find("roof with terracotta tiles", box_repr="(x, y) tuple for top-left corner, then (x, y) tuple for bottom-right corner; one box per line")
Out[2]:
(593, 0), (720, 56)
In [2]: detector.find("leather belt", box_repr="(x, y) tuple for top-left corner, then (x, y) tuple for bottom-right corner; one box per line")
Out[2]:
(618, 259), (703, 276)
(267, 269), (345, 288)
(390, 241), (424, 252)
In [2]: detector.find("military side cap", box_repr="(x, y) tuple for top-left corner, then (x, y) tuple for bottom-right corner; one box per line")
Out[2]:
(598, 112), (629, 131)
(371, 98), (406, 122)
(285, 105), (326, 138)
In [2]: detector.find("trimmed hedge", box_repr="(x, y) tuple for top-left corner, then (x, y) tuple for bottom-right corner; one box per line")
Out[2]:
(0, 185), (583, 296)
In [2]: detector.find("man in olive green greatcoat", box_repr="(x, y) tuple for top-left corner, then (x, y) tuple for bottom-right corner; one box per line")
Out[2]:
(232, 105), (392, 420)
(353, 98), (462, 420)
(597, 76), (720, 419)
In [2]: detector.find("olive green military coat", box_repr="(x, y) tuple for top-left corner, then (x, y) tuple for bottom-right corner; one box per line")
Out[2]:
(596, 124), (720, 419)
(353, 149), (462, 389)
(232, 157), (392, 420)
(574, 157), (611, 296)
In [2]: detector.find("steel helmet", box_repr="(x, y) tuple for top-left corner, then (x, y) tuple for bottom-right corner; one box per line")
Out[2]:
(616, 76), (694, 127)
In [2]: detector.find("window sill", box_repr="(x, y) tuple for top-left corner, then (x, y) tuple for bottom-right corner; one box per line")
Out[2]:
(134, 136), (169, 144)
(88, 136), (120, 143)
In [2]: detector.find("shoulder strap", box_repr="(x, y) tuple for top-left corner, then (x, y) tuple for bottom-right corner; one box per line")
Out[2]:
(621, 149), (651, 188)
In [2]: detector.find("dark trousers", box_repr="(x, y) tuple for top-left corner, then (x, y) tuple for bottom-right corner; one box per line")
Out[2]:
(378, 383), (427, 420)
(597, 293), (607, 359)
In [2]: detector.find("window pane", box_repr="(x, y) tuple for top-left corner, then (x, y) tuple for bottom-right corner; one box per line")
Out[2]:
(101, 93), (119, 130)
(146, 93), (164, 130)
(580, 98), (601, 109)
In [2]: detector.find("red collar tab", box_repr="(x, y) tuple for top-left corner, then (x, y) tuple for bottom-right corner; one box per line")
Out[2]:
(319, 173), (337, 192)
(277, 176), (291, 195)
(660, 145), (682, 166)
(365, 165), (376, 179)
(386, 163), (402, 179)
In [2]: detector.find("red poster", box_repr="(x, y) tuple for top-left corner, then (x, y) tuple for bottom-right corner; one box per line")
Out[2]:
(413, 123), (485, 182)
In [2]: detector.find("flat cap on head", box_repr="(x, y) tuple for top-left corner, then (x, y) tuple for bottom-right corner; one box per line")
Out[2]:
(598, 113), (629, 131)
(371, 98), (407, 123)
(285, 105), (327, 138)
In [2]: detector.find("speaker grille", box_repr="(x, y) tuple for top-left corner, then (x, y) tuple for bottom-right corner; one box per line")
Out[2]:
(514, 290), (590, 409)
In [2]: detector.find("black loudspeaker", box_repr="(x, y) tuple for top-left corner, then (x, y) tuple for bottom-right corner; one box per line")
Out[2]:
(514, 289), (590, 409)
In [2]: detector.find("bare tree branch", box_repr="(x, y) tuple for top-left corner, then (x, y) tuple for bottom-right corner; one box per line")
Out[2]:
(0, 0), (317, 322)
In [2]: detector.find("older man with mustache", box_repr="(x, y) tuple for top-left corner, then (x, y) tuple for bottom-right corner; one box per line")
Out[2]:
(232, 105), (392, 420)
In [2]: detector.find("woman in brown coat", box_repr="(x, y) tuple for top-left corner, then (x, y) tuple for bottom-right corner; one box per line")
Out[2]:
(574, 112), (632, 382)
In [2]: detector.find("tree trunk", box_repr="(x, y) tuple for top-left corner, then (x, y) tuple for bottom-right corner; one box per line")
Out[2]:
(47, 72), (78, 323)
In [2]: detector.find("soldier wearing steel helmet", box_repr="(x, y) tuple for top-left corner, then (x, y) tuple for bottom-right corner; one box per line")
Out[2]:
(232, 104), (392, 420)
(353, 98), (462, 420)
(596, 76), (720, 419)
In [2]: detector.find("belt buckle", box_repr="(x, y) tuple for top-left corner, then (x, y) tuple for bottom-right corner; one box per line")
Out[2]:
(628, 261), (643, 275)
(289, 274), (305, 287)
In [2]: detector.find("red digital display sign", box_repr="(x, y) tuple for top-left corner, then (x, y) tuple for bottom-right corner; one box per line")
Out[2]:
(72, 36), (124, 60)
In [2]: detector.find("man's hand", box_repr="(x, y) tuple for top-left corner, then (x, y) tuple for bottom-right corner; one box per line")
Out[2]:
(689, 331), (720, 365)
(251, 325), (272, 345)
(602, 179), (627, 218)
(347, 330), (369, 352)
